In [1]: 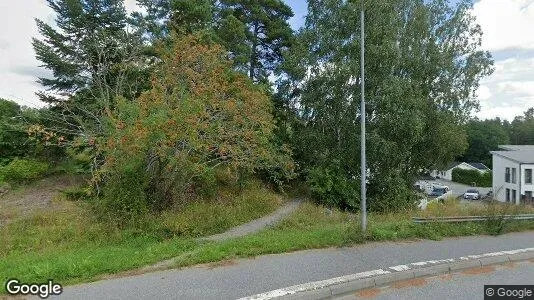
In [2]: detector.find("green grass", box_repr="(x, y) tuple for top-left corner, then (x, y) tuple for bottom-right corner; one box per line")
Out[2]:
(169, 202), (534, 268)
(2, 192), (534, 294)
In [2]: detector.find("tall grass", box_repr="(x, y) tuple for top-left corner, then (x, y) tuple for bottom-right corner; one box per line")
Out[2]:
(2, 195), (534, 294)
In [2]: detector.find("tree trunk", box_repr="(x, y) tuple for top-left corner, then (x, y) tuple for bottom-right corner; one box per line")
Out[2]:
(249, 22), (259, 80)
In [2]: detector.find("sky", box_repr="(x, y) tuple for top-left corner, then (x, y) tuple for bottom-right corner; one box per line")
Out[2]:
(0, 0), (533, 121)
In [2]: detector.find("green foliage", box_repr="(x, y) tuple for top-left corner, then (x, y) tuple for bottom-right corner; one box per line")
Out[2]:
(95, 160), (150, 226)
(31, 0), (150, 166)
(0, 159), (49, 183)
(460, 118), (510, 167)
(452, 168), (492, 187)
(0, 99), (39, 161)
(279, 0), (493, 211)
(61, 186), (92, 202)
(218, 0), (294, 81)
(510, 108), (534, 145)
(307, 165), (359, 210)
(33, 0), (146, 104)
(94, 34), (294, 224)
(170, 0), (214, 34)
(135, 0), (294, 82)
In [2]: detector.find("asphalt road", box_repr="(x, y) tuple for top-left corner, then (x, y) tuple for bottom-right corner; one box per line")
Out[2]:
(417, 178), (492, 198)
(53, 231), (534, 300)
(336, 259), (534, 300)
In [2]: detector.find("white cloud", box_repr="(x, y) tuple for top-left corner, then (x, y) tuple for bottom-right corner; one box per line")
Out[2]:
(0, 0), (53, 107)
(476, 58), (534, 120)
(473, 0), (534, 121)
(473, 0), (534, 51)
(476, 105), (525, 120)
(477, 85), (491, 101)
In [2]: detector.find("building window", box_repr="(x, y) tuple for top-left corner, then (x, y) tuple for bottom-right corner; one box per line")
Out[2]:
(506, 188), (510, 202)
(512, 189), (517, 203)
(505, 168), (510, 183)
(512, 168), (517, 184)
(526, 169), (533, 184)
(525, 191), (533, 205)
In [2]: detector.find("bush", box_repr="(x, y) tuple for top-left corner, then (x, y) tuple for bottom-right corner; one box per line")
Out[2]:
(93, 34), (293, 222)
(0, 158), (49, 183)
(367, 173), (418, 212)
(61, 186), (92, 202)
(452, 168), (492, 187)
(95, 162), (149, 227)
(307, 166), (359, 210)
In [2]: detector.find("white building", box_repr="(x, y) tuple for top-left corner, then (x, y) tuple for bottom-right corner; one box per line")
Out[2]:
(430, 162), (490, 181)
(491, 148), (534, 204)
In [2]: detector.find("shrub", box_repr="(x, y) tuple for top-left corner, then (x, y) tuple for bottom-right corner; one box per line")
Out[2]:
(94, 33), (294, 222)
(307, 166), (359, 210)
(367, 173), (418, 212)
(95, 162), (149, 227)
(0, 158), (49, 183)
(61, 186), (92, 201)
(452, 168), (492, 187)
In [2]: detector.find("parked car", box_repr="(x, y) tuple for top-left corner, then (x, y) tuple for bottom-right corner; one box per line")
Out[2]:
(428, 186), (451, 202)
(463, 189), (480, 200)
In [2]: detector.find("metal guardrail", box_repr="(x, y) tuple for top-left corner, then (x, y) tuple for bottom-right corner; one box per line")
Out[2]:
(412, 214), (534, 223)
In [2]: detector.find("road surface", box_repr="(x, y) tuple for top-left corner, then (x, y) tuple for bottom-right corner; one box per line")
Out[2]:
(416, 178), (492, 198)
(54, 231), (534, 300)
(336, 259), (534, 300)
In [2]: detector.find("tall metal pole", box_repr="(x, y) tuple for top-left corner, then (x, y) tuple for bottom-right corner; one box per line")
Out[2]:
(360, 7), (367, 233)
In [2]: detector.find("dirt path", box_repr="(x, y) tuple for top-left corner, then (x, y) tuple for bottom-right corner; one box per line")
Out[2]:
(138, 199), (303, 273)
(201, 198), (303, 242)
(0, 175), (86, 226)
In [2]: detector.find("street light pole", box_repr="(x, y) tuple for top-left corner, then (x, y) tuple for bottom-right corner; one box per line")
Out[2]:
(360, 7), (367, 233)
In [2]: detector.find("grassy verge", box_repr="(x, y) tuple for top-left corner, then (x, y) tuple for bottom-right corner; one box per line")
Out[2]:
(2, 195), (534, 294)
(169, 201), (534, 268)
(0, 179), (283, 292)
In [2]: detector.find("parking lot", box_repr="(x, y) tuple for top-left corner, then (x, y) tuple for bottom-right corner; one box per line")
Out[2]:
(415, 178), (492, 199)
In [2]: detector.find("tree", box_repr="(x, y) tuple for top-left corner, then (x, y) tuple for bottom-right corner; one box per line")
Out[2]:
(218, 0), (294, 82)
(459, 118), (510, 167)
(135, 0), (294, 82)
(279, 0), (493, 211)
(0, 99), (44, 163)
(33, 0), (146, 105)
(133, 0), (215, 38)
(96, 34), (294, 219)
(510, 108), (534, 145)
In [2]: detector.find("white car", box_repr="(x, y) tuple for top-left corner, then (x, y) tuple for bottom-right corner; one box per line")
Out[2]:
(463, 189), (480, 200)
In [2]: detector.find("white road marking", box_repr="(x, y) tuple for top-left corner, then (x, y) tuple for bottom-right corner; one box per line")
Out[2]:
(239, 247), (534, 300)
(238, 269), (391, 300)
(390, 265), (410, 271)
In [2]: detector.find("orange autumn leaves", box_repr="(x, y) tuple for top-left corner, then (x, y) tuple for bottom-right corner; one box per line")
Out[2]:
(100, 34), (293, 186)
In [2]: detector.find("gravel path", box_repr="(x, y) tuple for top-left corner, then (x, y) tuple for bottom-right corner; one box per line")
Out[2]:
(201, 198), (303, 242)
(139, 199), (303, 272)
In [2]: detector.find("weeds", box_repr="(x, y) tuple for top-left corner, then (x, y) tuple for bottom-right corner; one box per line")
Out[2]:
(1, 197), (534, 294)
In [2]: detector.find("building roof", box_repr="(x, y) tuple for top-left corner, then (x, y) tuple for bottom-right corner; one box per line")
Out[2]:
(491, 150), (534, 164)
(445, 162), (462, 170)
(439, 162), (489, 171)
(498, 145), (534, 151)
(466, 162), (490, 171)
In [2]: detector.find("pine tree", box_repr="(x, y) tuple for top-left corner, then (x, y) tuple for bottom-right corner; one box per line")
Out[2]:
(135, 0), (294, 82)
(33, 0), (144, 105)
(218, 0), (294, 82)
